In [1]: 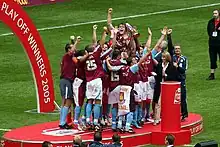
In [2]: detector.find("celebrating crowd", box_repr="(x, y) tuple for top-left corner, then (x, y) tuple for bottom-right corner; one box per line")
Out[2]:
(59, 8), (188, 134)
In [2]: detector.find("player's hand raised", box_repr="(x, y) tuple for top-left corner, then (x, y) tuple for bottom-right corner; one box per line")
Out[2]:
(148, 27), (152, 36)
(75, 36), (81, 43)
(167, 29), (172, 35)
(103, 26), (109, 34)
(108, 8), (113, 14)
(85, 50), (88, 56)
(161, 26), (167, 35)
(70, 35), (75, 40)
(93, 25), (98, 30)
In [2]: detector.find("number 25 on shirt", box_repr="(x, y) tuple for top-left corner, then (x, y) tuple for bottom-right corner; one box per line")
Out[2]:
(86, 59), (97, 71)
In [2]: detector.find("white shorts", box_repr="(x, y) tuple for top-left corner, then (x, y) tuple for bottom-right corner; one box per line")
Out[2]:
(73, 77), (83, 106)
(147, 76), (156, 100)
(139, 81), (148, 100)
(108, 85), (121, 104)
(134, 83), (142, 102)
(86, 78), (102, 100)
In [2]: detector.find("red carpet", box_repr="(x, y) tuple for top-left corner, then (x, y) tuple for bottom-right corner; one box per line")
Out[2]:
(3, 113), (203, 147)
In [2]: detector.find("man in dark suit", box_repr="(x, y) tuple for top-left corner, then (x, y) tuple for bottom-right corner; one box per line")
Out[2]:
(167, 29), (188, 121)
(165, 134), (175, 147)
(207, 10), (220, 80)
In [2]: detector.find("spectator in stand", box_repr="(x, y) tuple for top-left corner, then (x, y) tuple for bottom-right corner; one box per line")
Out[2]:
(105, 133), (122, 147)
(207, 10), (220, 80)
(73, 135), (86, 147)
(88, 131), (103, 147)
(111, 133), (122, 147)
(42, 141), (53, 147)
(165, 134), (175, 147)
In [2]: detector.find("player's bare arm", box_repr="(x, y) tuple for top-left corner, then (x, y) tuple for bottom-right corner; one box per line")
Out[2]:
(71, 36), (81, 52)
(105, 57), (121, 71)
(144, 27), (152, 49)
(111, 27), (118, 48)
(92, 24), (97, 45)
(99, 26), (108, 48)
(107, 8), (114, 30)
(138, 51), (151, 66)
(153, 26), (167, 50)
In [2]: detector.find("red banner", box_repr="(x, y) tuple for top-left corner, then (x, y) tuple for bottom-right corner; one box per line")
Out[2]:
(13, 0), (70, 7)
(0, 0), (55, 112)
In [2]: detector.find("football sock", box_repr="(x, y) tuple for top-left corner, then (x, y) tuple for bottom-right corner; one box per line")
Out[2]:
(86, 103), (92, 124)
(111, 107), (117, 129)
(94, 104), (101, 125)
(117, 116), (123, 129)
(59, 106), (64, 125)
(134, 105), (138, 122)
(60, 106), (69, 126)
(74, 106), (81, 124)
(126, 112), (133, 130)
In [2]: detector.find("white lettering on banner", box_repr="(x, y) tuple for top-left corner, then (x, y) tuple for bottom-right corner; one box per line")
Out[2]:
(28, 32), (50, 104)
(1, 2), (29, 35)
(1, 2), (19, 21)
(0, 0), (55, 112)
(17, 17), (23, 27)
(6, 8), (14, 19)
(190, 123), (203, 135)
(17, 18), (29, 34)
(28, 33), (47, 78)
(1, 2), (7, 11)
(42, 78), (50, 103)
(1, 3), (47, 83)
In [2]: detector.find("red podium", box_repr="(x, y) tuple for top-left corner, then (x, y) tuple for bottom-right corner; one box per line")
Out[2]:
(151, 81), (191, 146)
(161, 81), (181, 132)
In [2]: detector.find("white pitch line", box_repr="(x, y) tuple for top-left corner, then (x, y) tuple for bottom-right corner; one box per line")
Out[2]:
(184, 144), (195, 147)
(0, 128), (11, 131)
(0, 2), (220, 37)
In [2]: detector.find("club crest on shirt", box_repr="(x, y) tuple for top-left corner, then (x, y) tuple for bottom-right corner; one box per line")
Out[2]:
(119, 92), (124, 102)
